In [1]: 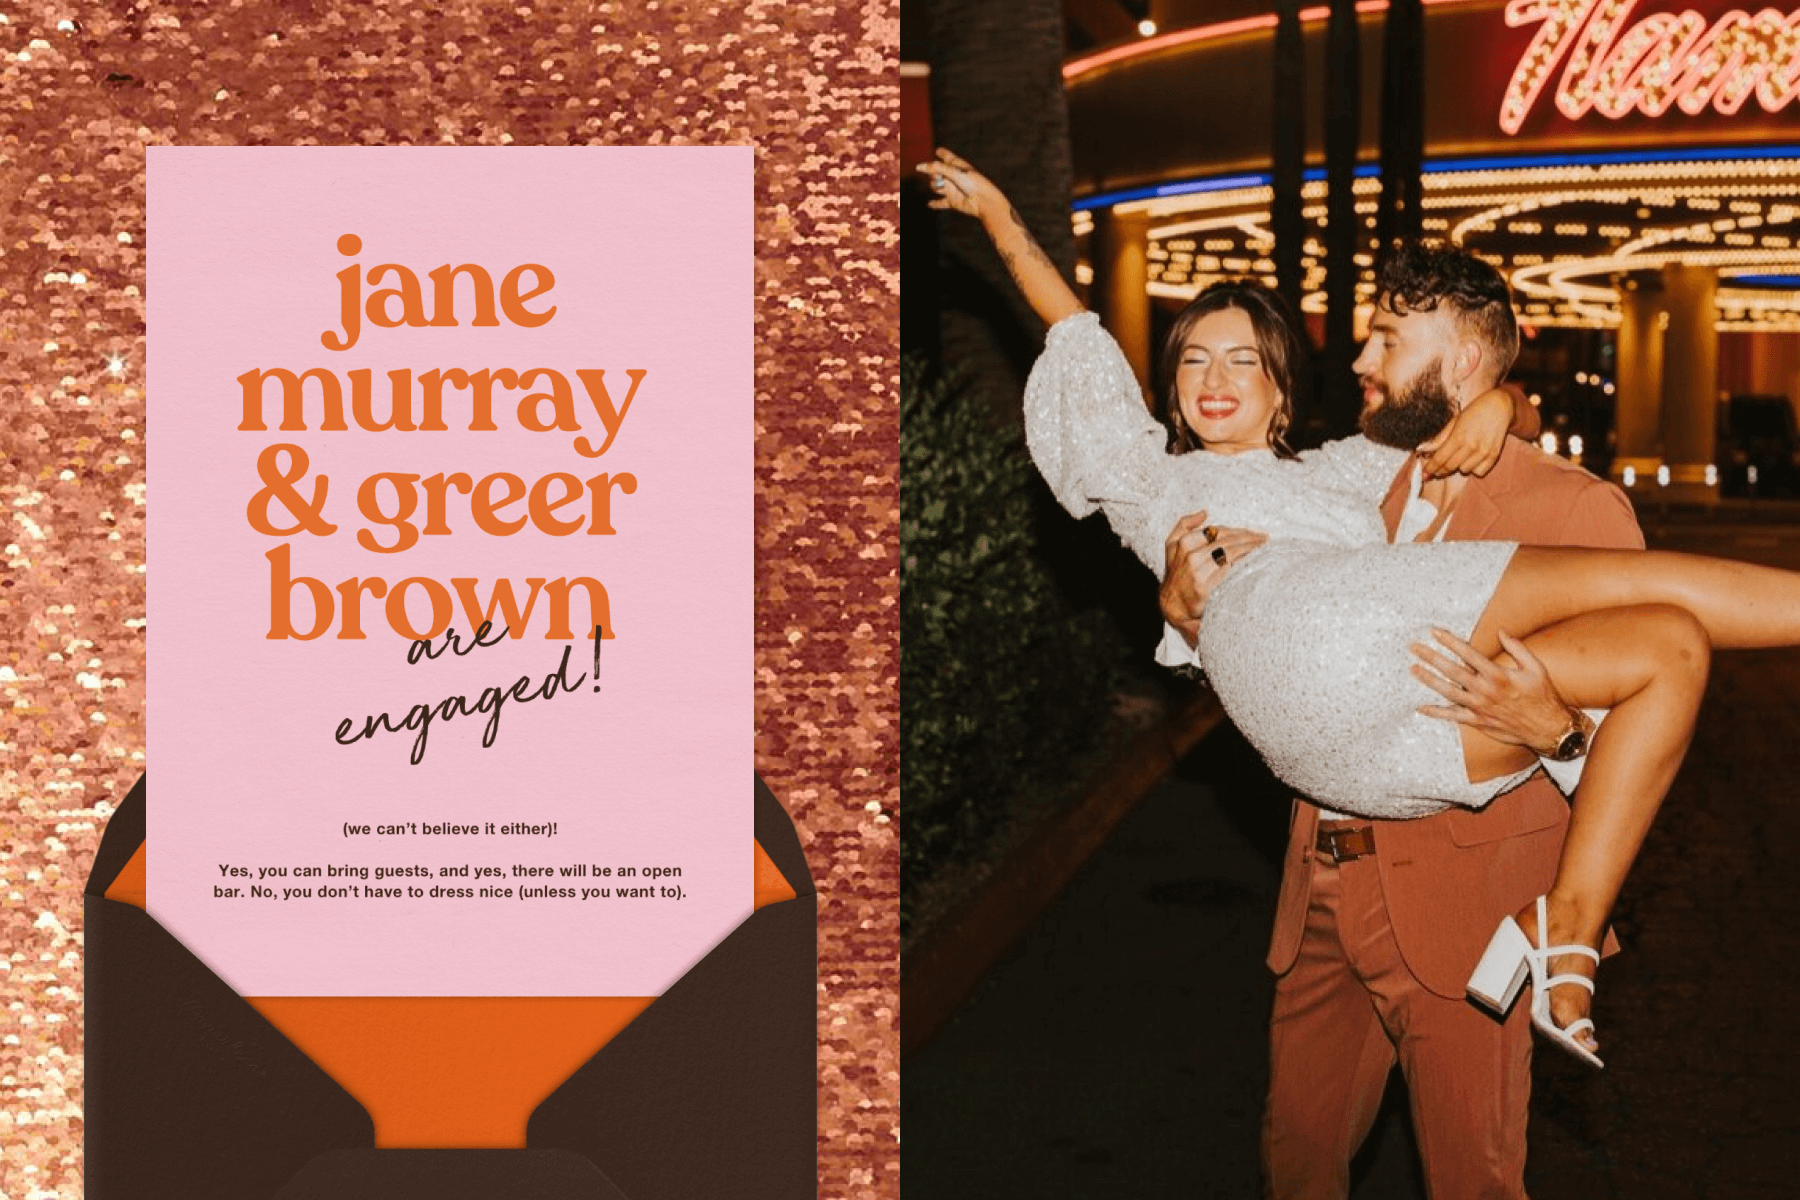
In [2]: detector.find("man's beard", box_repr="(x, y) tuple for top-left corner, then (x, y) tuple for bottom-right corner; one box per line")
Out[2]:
(1359, 357), (1459, 450)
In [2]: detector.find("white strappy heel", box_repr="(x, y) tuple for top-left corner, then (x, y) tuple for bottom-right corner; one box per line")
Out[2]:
(1466, 895), (1603, 1069)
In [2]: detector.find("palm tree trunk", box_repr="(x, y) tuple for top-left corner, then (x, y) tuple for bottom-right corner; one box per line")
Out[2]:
(1323, 0), (1362, 436)
(1377, 0), (1425, 250)
(1272, 0), (1306, 326)
(926, 0), (1076, 429)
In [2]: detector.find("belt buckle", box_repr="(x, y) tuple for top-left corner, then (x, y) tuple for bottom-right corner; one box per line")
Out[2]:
(1318, 824), (1373, 864)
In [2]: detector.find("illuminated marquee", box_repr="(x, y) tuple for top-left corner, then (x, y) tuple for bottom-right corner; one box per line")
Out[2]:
(1500, 0), (1800, 133)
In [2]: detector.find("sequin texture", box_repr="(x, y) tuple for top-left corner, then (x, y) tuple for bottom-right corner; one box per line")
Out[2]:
(0, 4), (899, 1197)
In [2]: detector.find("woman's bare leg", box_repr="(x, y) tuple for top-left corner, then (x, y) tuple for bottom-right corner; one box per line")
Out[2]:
(1452, 605), (1711, 1052)
(1464, 546), (1775, 991)
(1478, 545), (1800, 650)
(1431, 546), (1781, 1047)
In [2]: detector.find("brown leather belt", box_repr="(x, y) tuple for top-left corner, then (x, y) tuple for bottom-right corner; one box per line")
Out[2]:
(1315, 822), (1376, 864)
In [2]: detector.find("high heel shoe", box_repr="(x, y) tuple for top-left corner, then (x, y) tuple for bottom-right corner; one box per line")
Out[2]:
(1466, 895), (1603, 1069)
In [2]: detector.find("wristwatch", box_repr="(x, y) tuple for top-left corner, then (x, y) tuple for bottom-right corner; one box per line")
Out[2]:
(1548, 707), (1596, 762)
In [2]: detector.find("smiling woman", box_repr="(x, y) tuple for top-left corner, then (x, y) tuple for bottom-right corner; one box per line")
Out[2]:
(1174, 315), (1276, 448)
(1160, 284), (1307, 458)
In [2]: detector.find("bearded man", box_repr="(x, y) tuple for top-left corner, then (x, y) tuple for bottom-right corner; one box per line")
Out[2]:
(1161, 241), (1641, 1199)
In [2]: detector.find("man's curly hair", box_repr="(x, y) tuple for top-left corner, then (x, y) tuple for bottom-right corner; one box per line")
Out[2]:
(1373, 241), (1520, 383)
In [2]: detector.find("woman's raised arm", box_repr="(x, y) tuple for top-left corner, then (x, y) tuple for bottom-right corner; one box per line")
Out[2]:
(917, 148), (1084, 329)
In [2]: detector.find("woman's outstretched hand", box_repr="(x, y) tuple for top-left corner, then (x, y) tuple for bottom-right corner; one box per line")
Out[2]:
(916, 148), (1001, 222)
(914, 147), (1085, 328)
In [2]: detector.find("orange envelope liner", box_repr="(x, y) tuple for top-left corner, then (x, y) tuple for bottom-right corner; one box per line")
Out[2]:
(84, 773), (817, 1198)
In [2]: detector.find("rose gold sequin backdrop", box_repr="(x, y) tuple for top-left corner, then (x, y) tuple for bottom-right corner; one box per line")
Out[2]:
(0, 2), (898, 1196)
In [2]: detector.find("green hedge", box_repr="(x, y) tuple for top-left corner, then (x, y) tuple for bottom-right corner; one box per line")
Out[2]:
(901, 357), (1123, 925)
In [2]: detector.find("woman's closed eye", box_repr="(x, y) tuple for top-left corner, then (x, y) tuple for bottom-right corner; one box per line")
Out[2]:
(1183, 351), (1262, 370)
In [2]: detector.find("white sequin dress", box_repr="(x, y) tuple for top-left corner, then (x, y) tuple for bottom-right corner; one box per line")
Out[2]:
(1025, 311), (1536, 819)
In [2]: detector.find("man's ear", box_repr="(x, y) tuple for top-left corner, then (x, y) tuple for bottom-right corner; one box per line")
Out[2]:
(1448, 333), (1486, 397)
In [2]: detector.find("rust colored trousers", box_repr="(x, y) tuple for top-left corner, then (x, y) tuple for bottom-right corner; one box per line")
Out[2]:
(1262, 850), (1535, 1200)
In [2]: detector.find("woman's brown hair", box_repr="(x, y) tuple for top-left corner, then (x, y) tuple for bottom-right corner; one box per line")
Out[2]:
(1157, 279), (1308, 459)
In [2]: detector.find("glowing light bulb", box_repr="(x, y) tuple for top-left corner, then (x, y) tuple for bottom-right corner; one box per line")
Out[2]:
(1138, 18), (1156, 37)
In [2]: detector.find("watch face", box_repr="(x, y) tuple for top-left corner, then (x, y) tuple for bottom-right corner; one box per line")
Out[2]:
(1556, 731), (1587, 761)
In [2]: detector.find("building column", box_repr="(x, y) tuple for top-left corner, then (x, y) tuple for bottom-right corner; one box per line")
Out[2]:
(1660, 263), (1720, 502)
(1611, 274), (1665, 490)
(1090, 207), (1152, 394)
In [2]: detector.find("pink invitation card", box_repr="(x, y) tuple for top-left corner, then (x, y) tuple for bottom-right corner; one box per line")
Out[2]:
(147, 146), (752, 995)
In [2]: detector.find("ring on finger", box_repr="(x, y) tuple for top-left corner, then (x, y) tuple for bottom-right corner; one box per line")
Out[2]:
(1202, 525), (1220, 543)
(1211, 546), (1229, 567)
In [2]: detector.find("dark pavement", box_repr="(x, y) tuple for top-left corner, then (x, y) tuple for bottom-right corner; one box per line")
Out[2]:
(905, 518), (1800, 1198)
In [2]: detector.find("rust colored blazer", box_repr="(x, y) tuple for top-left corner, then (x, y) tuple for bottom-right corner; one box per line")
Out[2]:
(1266, 439), (1644, 999)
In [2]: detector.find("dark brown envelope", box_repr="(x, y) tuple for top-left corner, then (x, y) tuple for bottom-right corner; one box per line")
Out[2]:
(83, 774), (818, 1199)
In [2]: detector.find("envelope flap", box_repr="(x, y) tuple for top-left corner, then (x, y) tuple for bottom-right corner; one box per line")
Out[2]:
(85, 773), (145, 897)
(528, 895), (817, 1199)
(274, 1149), (630, 1199)
(754, 773), (814, 898)
(84, 896), (374, 1199)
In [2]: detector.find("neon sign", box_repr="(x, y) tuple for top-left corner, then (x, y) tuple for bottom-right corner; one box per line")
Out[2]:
(1500, 0), (1800, 134)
